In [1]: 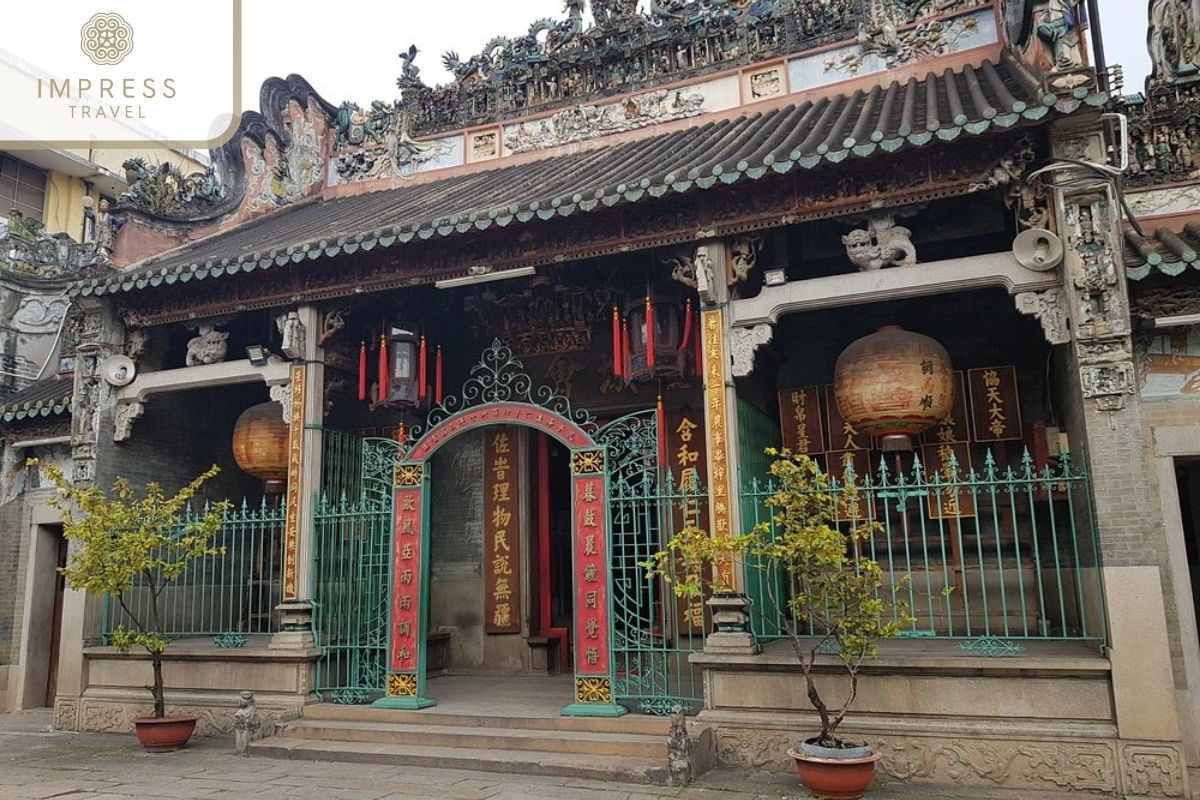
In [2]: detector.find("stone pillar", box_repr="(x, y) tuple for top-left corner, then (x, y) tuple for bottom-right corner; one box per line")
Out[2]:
(54, 298), (122, 729)
(1051, 121), (1188, 795)
(271, 305), (323, 650)
(68, 298), (122, 485)
(698, 241), (756, 655)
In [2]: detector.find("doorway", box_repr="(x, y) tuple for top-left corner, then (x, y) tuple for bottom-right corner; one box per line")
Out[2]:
(532, 432), (572, 672)
(1176, 460), (1200, 653)
(16, 523), (67, 709)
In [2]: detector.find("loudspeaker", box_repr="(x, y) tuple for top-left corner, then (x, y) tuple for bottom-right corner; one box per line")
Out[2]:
(101, 354), (136, 387)
(1012, 228), (1064, 271)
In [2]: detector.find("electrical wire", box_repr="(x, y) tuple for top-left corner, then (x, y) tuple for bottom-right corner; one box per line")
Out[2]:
(1027, 156), (1146, 238)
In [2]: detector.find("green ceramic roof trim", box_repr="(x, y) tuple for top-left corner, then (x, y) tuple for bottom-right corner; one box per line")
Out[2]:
(1125, 222), (1200, 281)
(72, 59), (1107, 300)
(0, 393), (72, 422)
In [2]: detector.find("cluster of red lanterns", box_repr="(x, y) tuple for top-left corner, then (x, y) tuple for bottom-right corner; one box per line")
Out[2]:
(611, 295), (699, 383)
(357, 326), (444, 408)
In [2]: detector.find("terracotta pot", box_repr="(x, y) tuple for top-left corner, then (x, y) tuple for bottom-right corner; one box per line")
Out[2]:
(787, 747), (882, 800)
(133, 716), (200, 752)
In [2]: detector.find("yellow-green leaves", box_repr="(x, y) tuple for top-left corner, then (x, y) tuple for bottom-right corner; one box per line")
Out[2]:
(31, 460), (229, 649)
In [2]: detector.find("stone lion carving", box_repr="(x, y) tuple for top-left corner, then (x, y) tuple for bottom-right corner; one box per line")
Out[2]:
(842, 213), (917, 271)
(186, 324), (230, 366)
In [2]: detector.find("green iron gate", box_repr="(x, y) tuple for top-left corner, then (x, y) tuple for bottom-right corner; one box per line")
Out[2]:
(312, 432), (397, 703)
(311, 407), (709, 712)
(601, 410), (707, 715)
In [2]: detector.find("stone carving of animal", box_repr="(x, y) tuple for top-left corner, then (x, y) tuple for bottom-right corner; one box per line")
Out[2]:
(186, 324), (230, 366)
(842, 215), (917, 271)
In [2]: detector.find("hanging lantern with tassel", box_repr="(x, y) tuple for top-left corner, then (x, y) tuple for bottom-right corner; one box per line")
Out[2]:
(385, 326), (421, 407)
(833, 325), (954, 452)
(624, 293), (685, 383)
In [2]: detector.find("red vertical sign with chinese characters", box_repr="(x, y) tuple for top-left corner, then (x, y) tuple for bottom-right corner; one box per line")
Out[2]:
(282, 363), (306, 601)
(391, 484), (424, 672)
(572, 455), (610, 677)
(664, 411), (709, 636)
(484, 428), (521, 633)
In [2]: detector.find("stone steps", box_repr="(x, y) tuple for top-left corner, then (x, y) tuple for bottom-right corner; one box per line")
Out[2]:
(250, 703), (676, 782)
(252, 737), (668, 782)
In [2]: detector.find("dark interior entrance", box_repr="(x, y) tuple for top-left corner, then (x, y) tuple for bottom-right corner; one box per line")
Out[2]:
(533, 432), (573, 671)
(1176, 460), (1200, 636)
(22, 523), (67, 708)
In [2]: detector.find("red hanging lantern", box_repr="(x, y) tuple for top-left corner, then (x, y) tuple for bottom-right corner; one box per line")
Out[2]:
(656, 394), (667, 468)
(418, 335), (428, 402)
(834, 325), (954, 452)
(645, 295), (656, 369)
(377, 333), (388, 403)
(612, 305), (622, 379)
(358, 341), (367, 401)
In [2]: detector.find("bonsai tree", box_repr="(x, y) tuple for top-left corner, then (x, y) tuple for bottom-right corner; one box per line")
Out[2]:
(645, 448), (911, 749)
(34, 461), (228, 719)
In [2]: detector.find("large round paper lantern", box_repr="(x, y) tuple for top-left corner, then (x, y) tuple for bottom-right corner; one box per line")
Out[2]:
(834, 326), (954, 452)
(232, 402), (289, 490)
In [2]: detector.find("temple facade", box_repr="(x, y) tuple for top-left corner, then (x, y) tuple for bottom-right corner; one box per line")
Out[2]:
(2, 0), (1195, 795)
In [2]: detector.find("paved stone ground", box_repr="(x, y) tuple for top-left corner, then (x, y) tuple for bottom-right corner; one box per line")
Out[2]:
(0, 710), (1129, 799)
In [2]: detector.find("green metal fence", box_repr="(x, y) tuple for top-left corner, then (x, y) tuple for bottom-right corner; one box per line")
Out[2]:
(740, 450), (1106, 653)
(102, 499), (286, 643)
(311, 434), (397, 703)
(602, 410), (708, 714)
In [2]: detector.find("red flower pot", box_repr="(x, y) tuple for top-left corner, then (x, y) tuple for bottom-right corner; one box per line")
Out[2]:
(787, 747), (882, 800)
(133, 716), (200, 752)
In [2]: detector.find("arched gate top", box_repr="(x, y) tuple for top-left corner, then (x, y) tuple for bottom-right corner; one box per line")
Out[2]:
(403, 401), (599, 463)
(399, 339), (600, 463)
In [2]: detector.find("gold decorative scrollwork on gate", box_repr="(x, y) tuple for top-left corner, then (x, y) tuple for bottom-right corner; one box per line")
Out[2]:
(387, 673), (418, 697)
(394, 464), (424, 487)
(571, 449), (605, 475)
(575, 676), (612, 703)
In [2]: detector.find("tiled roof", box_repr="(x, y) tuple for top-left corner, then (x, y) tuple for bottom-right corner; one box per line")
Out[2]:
(0, 377), (72, 423)
(74, 52), (1104, 299)
(1124, 221), (1200, 280)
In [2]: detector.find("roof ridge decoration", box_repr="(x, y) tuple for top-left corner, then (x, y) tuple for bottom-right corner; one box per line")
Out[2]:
(390, 0), (994, 137)
(0, 212), (111, 282)
(1122, 1), (1200, 192)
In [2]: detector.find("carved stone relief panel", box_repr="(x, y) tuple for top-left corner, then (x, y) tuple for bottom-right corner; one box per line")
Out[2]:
(713, 727), (1128, 795)
(730, 324), (773, 377)
(1118, 742), (1186, 797)
(1058, 181), (1136, 412)
(53, 697), (79, 731)
(1015, 289), (1071, 345)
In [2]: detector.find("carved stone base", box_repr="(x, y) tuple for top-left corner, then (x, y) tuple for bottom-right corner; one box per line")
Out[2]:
(270, 602), (315, 650)
(708, 725), (1187, 798)
(56, 692), (301, 740)
(703, 631), (759, 655)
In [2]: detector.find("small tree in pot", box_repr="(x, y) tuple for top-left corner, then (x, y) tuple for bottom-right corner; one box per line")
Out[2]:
(645, 449), (912, 798)
(35, 460), (227, 750)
